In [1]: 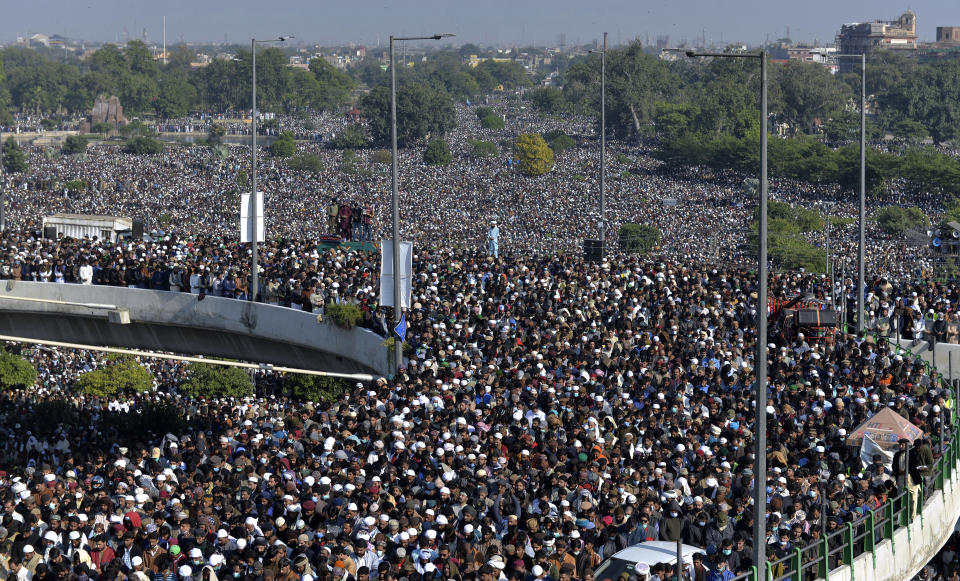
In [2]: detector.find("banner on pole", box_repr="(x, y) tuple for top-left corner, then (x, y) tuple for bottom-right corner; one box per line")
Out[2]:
(240, 192), (264, 243)
(380, 239), (412, 309)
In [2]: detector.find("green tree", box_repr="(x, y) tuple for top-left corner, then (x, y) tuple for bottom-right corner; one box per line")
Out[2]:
(308, 58), (355, 110)
(62, 135), (89, 155)
(529, 87), (567, 114)
(0, 51), (12, 124)
(371, 150), (393, 164)
(513, 133), (554, 176)
(360, 84), (456, 146)
(423, 138), (453, 166)
(287, 153), (324, 173)
(154, 76), (197, 118)
(123, 136), (164, 155)
(270, 131), (296, 157)
(875, 206), (929, 235)
(330, 124), (368, 149)
(619, 223), (661, 253)
(2, 137), (27, 173)
(0, 349), (37, 390)
(206, 123), (226, 145)
(469, 140), (497, 158)
(76, 355), (152, 397)
(474, 106), (495, 120)
(480, 114), (505, 129)
(547, 132), (576, 154)
(179, 363), (254, 399)
(283, 373), (349, 402)
(770, 60), (849, 134)
(91, 122), (114, 135)
(564, 41), (678, 139)
(653, 102), (697, 140)
(473, 59), (531, 90)
(341, 150), (358, 174)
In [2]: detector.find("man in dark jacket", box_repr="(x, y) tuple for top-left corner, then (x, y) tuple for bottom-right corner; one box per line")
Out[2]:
(892, 438), (921, 518)
(659, 501), (685, 543)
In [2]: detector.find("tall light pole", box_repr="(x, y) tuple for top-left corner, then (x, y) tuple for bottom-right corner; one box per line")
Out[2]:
(686, 48), (767, 579)
(390, 33), (454, 371)
(834, 53), (866, 332)
(824, 201), (837, 311)
(250, 36), (292, 301)
(588, 32), (607, 254)
(0, 124), (4, 233)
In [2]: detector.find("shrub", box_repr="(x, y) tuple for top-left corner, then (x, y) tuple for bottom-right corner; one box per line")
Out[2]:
(62, 135), (89, 155)
(875, 206), (929, 236)
(123, 136), (164, 155)
(330, 124), (368, 149)
(287, 153), (324, 173)
(549, 134), (576, 154)
(2, 137), (28, 173)
(207, 123), (226, 145)
(325, 302), (363, 328)
(76, 355), (152, 397)
(270, 132), (296, 158)
(481, 114), (505, 130)
(179, 362), (254, 399)
(284, 373), (349, 402)
(0, 349), (37, 390)
(65, 179), (88, 192)
(91, 122), (114, 135)
(619, 223), (661, 253)
(371, 150), (393, 165)
(469, 140), (498, 158)
(423, 139), (452, 166)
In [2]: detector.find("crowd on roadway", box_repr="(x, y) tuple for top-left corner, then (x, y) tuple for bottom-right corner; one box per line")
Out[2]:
(0, 104), (957, 581)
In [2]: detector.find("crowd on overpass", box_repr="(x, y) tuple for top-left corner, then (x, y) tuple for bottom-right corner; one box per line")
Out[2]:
(0, 104), (957, 581)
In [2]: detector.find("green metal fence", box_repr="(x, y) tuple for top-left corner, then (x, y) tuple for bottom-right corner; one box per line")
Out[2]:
(725, 333), (958, 581)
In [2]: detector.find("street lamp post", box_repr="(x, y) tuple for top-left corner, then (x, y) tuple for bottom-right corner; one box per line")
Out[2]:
(588, 32), (607, 255)
(0, 124), (4, 233)
(390, 33), (454, 372)
(686, 48), (767, 579)
(823, 200), (837, 311)
(834, 53), (866, 332)
(249, 36), (292, 302)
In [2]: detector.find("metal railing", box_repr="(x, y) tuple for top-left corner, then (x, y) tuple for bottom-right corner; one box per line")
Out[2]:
(726, 333), (958, 581)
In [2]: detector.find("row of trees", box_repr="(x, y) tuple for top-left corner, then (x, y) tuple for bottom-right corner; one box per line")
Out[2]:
(0, 349), (348, 402)
(531, 41), (960, 146)
(0, 41), (356, 118)
(349, 54), (531, 101)
(655, 129), (960, 196)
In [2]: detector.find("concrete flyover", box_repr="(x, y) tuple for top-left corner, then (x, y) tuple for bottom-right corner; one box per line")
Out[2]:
(0, 280), (390, 378)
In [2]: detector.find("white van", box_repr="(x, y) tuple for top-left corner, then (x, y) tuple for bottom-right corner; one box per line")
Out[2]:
(594, 542), (703, 581)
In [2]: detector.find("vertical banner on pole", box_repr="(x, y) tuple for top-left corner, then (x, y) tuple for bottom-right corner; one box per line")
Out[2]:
(240, 192), (264, 243)
(379, 239), (412, 309)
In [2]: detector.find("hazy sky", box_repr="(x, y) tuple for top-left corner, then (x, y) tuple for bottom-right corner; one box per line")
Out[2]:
(2, 0), (957, 48)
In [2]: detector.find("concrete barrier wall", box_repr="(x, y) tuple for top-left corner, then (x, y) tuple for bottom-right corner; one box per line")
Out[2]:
(827, 458), (960, 581)
(0, 280), (390, 377)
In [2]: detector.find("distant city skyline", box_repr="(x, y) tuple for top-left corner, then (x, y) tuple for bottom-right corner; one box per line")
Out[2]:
(3, 0), (958, 49)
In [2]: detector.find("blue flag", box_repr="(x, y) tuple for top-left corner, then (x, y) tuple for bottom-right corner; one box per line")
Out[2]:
(394, 314), (408, 342)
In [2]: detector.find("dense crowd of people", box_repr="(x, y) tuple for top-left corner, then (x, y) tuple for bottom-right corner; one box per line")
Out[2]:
(0, 103), (957, 581)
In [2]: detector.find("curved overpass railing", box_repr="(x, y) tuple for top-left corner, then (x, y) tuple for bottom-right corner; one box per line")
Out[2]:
(727, 333), (959, 581)
(0, 280), (391, 377)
